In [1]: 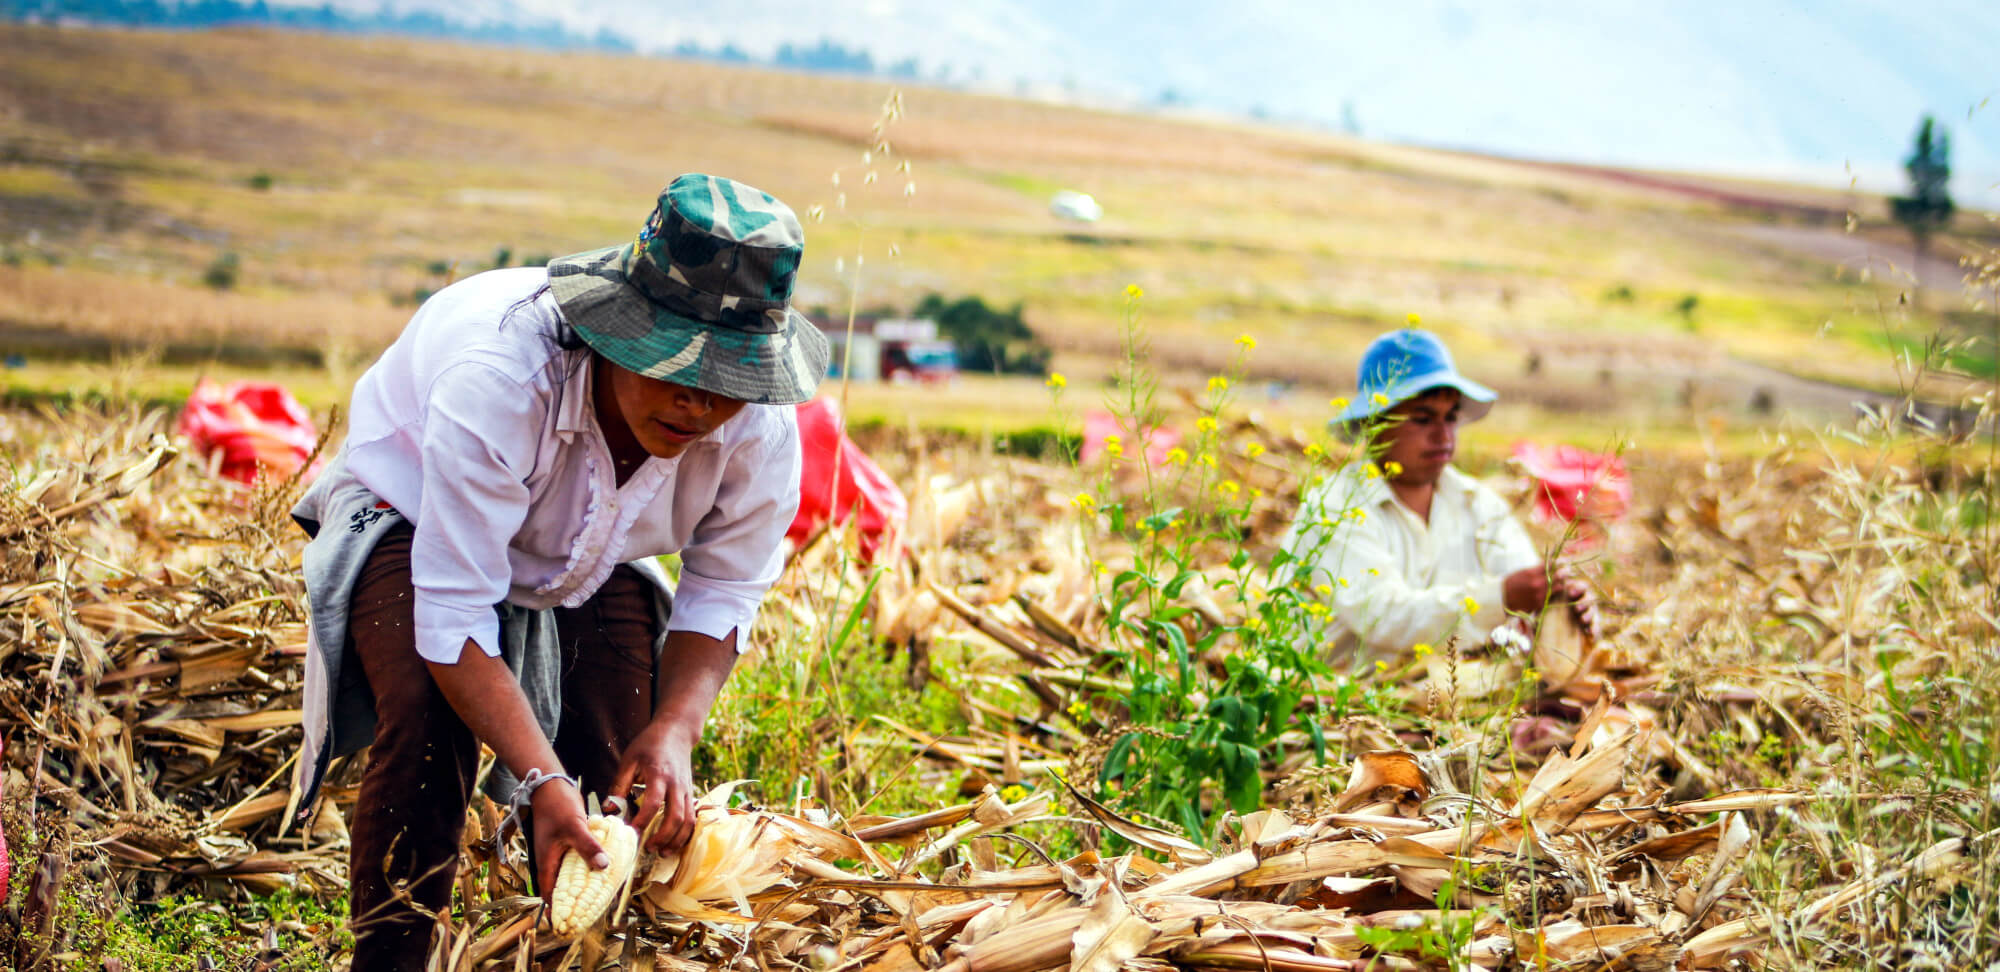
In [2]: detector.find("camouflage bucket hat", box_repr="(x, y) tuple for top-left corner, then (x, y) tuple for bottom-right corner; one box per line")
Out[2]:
(547, 174), (830, 405)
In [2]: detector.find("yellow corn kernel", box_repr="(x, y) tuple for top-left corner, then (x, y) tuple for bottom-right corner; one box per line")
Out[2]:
(549, 812), (639, 937)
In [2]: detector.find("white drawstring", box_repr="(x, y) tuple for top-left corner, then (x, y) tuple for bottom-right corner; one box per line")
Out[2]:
(499, 767), (577, 843)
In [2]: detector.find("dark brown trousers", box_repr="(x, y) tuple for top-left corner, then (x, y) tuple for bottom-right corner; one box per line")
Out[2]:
(344, 523), (658, 972)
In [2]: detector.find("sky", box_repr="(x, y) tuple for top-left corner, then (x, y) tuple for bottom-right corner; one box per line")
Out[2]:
(307, 0), (2000, 207)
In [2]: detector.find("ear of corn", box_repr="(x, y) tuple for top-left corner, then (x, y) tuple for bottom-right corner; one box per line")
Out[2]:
(549, 811), (639, 937)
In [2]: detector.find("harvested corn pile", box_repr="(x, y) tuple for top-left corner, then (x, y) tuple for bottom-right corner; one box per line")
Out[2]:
(1, 402), (1994, 971)
(442, 725), (1990, 972)
(0, 407), (337, 906)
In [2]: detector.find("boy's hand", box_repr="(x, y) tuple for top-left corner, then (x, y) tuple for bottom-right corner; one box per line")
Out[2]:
(1502, 564), (1554, 614)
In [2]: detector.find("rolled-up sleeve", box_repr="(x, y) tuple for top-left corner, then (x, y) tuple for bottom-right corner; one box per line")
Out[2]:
(671, 418), (801, 650)
(409, 362), (539, 664)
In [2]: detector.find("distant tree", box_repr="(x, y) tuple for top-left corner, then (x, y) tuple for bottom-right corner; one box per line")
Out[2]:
(1674, 293), (1699, 333)
(914, 294), (1050, 375)
(1889, 115), (1953, 303)
(774, 39), (873, 75)
(202, 252), (240, 290)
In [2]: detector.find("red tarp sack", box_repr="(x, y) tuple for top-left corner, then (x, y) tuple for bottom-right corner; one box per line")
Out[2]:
(1078, 410), (1181, 467)
(177, 378), (323, 486)
(1512, 442), (1631, 538)
(788, 398), (907, 561)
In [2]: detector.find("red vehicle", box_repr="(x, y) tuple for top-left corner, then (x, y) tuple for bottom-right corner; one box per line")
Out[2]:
(821, 317), (959, 384)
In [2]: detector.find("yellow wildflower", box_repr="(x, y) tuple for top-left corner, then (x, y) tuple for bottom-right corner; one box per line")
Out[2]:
(1337, 577), (1351, 588)
(1251, 487), (1264, 500)
(1371, 392), (1390, 407)
(1066, 697), (1090, 719)
(1196, 416), (1218, 434)
(1367, 567), (1381, 577)
(1306, 603), (1329, 617)
(1523, 667), (1541, 681)
(999, 783), (1030, 803)
(1304, 442), (1325, 460)
(1412, 642), (1433, 658)
(1364, 463), (1382, 479)
(1330, 397), (1349, 411)
(1463, 596), (1481, 615)
(1092, 559), (1108, 575)
(1245, 442), (1265, 459)
(1348, 508), (1368, 522)
(1046, 372), (1067, 390)
(1208, 376), (1229, 393)
(1383, 460), (1403, 476)
(1196, 453), (1217, 469)
(1236, 333), (1257, 351)
(1126, 284), (1144, 298)
(1374, 660), (1389, 673)
(1216, 479), (1241, 497)
(1313, 583), (1333, 597)
(1166, 447), (1189, 465)
(1407, 312), (1422, 326)
(1071, 492), (1096, 511)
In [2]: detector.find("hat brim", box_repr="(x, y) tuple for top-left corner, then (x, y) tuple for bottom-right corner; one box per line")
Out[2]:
(548, 245), (828, 406)
(1330, 371), (1497, 434)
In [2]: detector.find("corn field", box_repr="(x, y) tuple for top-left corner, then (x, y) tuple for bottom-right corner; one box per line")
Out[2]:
(0, 383), (1994, 970)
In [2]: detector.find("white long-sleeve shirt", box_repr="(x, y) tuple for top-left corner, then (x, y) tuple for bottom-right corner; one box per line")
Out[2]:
(1279, 461), (1541, 659)
(325, 266), (801, 664)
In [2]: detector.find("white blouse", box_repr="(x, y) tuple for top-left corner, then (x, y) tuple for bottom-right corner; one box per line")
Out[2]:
(332, 267), (800, 664)
(1280, 461), (1541, 658)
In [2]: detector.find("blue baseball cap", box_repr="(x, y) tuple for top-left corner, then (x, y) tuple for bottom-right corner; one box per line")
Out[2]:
(1333, 329), (1496, 428)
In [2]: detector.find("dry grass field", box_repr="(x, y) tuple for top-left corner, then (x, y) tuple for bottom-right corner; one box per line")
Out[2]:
(2, 22), (1998, 972)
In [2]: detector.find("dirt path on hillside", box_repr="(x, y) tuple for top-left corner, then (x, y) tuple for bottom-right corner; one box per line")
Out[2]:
(1728, 223), (1972, 295)
(1489, 328), (1904, 427)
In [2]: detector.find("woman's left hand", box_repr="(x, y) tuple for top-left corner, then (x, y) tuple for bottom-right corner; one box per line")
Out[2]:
(610, 716), (701, 854)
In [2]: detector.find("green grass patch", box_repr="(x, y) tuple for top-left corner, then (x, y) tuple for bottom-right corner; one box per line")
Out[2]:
(975, 170), (1070, 201)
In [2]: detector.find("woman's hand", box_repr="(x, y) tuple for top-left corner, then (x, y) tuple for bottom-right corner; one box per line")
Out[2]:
(615, 627), (740, 855)
(424, 644), (602, 891)
(610, 717), (700, 854)
(530, 776), (606, 894)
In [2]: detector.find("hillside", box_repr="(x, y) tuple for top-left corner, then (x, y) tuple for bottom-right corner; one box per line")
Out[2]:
(0, 22), (1988, 438)
(17, 0), (1999, 205)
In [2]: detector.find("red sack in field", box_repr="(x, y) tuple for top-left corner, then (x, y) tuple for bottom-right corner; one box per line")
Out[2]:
(1512, 442), (1631, 525)
(177, 379), (322, 486)
(1078, 410), (1181, 467)
(789, 397), (907, 561)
